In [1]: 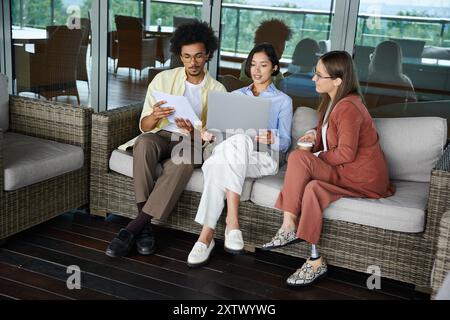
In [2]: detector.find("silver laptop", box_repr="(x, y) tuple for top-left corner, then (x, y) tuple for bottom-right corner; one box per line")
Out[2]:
(207, 91), (271, 138)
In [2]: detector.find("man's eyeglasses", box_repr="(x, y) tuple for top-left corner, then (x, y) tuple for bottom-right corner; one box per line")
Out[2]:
(180, 52), (207, 62)
(313, 67), (334, 80)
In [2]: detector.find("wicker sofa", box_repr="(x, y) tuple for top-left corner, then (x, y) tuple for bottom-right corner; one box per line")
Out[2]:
(1, 85), (92, 241)
(432, 209), (450, 298)
(90, 103), (450, 291)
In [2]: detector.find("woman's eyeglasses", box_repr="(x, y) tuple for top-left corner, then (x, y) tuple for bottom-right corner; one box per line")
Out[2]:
(313, 67), (334, 80)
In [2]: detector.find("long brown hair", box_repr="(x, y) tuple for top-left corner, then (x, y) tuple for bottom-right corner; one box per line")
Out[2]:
(317, 51), (364, 121)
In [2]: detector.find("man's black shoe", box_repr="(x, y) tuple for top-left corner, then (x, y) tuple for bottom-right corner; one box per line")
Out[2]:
(106, 228), (135, 258)
(136, 224), (156, 255)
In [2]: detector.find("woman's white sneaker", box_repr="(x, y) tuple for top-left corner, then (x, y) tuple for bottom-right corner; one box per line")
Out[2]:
(187, 239), (215, 267)
(224, 228), (244, 254)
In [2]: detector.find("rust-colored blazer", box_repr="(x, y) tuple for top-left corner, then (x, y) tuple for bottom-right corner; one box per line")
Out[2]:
(312, 94), (394, 198)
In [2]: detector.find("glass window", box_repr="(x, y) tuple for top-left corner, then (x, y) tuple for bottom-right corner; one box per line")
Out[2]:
(218, 0), (335, 109)
(11, 0), (92, 106)
(354, 0), (450, 134)
(107, 0), (202, 109)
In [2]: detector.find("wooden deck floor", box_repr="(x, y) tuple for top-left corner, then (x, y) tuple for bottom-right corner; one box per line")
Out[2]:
(0, 210), (429, 300)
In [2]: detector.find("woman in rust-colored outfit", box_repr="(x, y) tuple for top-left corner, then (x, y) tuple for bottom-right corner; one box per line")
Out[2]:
(262, 50), (394, 287)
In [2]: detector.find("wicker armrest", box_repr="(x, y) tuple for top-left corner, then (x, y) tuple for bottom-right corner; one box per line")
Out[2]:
(425, 144), (450, 244)
(432, 210), (450, 298)
(9, 95), (92, 151)
(435, 143), (450, 172)
(91, 103), (142, 173)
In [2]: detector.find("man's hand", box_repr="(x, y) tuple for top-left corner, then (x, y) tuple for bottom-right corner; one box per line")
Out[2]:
(152, 101), (174, 120)
(175, 118), (194, 135)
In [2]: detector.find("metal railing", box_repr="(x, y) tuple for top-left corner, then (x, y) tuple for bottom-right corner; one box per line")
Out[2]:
(151, 0), (450, 56)
(357, 13), (450, 47)
(11, 0), (450, 56)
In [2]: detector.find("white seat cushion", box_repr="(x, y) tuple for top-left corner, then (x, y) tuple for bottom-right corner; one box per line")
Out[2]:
(109, 149), (254, 201)
(250, 166), (428, 233)
(3, 132), (84, 191)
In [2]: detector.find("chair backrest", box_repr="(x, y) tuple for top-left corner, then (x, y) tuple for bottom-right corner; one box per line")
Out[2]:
(173, 16), (196, 28)
(115, 15), (144, 47)
(353, 45), (374, 82)
(365, 40), (417, 108)
(218, 75), (246, 92)
(45, 26), (83, 85)
(0, 74), (8, 132)
(291, 38), (320, 73)
(390, 38), (425, 61)
(79, 18), (91, 46)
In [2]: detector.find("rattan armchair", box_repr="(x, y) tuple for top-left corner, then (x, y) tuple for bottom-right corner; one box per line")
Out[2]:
(0, 96), (92, 241)
(114, 15), (157, 76)
(90, 103), (450, 291)
(432, 209), (450, 298)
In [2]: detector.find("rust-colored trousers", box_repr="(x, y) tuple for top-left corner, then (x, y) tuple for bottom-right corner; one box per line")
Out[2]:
(275, 149), (363, 244)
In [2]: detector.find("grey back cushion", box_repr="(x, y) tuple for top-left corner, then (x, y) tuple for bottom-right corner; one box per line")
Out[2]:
(0, 74), (8, 132)
(290, 106), (319, 151)
(374, 117), (447, 182)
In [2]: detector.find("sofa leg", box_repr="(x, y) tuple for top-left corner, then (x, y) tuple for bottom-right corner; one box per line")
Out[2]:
(244, 244), (256, 253)
(90, 208), (108, 218)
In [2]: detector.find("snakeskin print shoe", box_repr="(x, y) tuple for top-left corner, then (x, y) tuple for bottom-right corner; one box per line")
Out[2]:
(286, 258), (328, 287)
(261, 228), (303, 250)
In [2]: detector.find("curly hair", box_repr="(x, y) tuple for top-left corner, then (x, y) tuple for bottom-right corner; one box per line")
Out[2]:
(254, 19), (292, 45)
(170, 20), (219, 61)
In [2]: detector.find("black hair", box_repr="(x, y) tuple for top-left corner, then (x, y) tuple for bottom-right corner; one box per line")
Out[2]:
(170, 20), (218, 61)
(244, 43), (280, 78)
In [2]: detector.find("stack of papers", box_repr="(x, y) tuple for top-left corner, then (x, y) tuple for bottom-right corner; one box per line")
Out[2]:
(152, 90), (201, 127)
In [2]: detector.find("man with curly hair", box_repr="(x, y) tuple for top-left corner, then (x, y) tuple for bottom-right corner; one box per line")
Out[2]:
(239, 19), (292, 87)
(106, 20), (226, 258)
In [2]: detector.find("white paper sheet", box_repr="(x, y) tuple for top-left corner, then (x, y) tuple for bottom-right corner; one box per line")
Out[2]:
(152, 90), (201, 127)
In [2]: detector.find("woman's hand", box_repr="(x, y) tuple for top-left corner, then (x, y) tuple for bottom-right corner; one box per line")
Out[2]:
(175, 118), (194, 135)
(256, 130), (274, 145)
(201, 129), (215, 142)
(151, 101), (174, 120)
(298, 131), (316, 145)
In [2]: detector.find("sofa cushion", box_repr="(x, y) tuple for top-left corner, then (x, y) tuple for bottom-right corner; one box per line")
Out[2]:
(109, 149), (254, 201)
(374, 117), (447, 182)
(3, 132), (84, 191)
(290, 106), (319, 151)
(250, 166), (428, 233)
(0, 74), (9, 132)
(289, 107), (446, 182)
